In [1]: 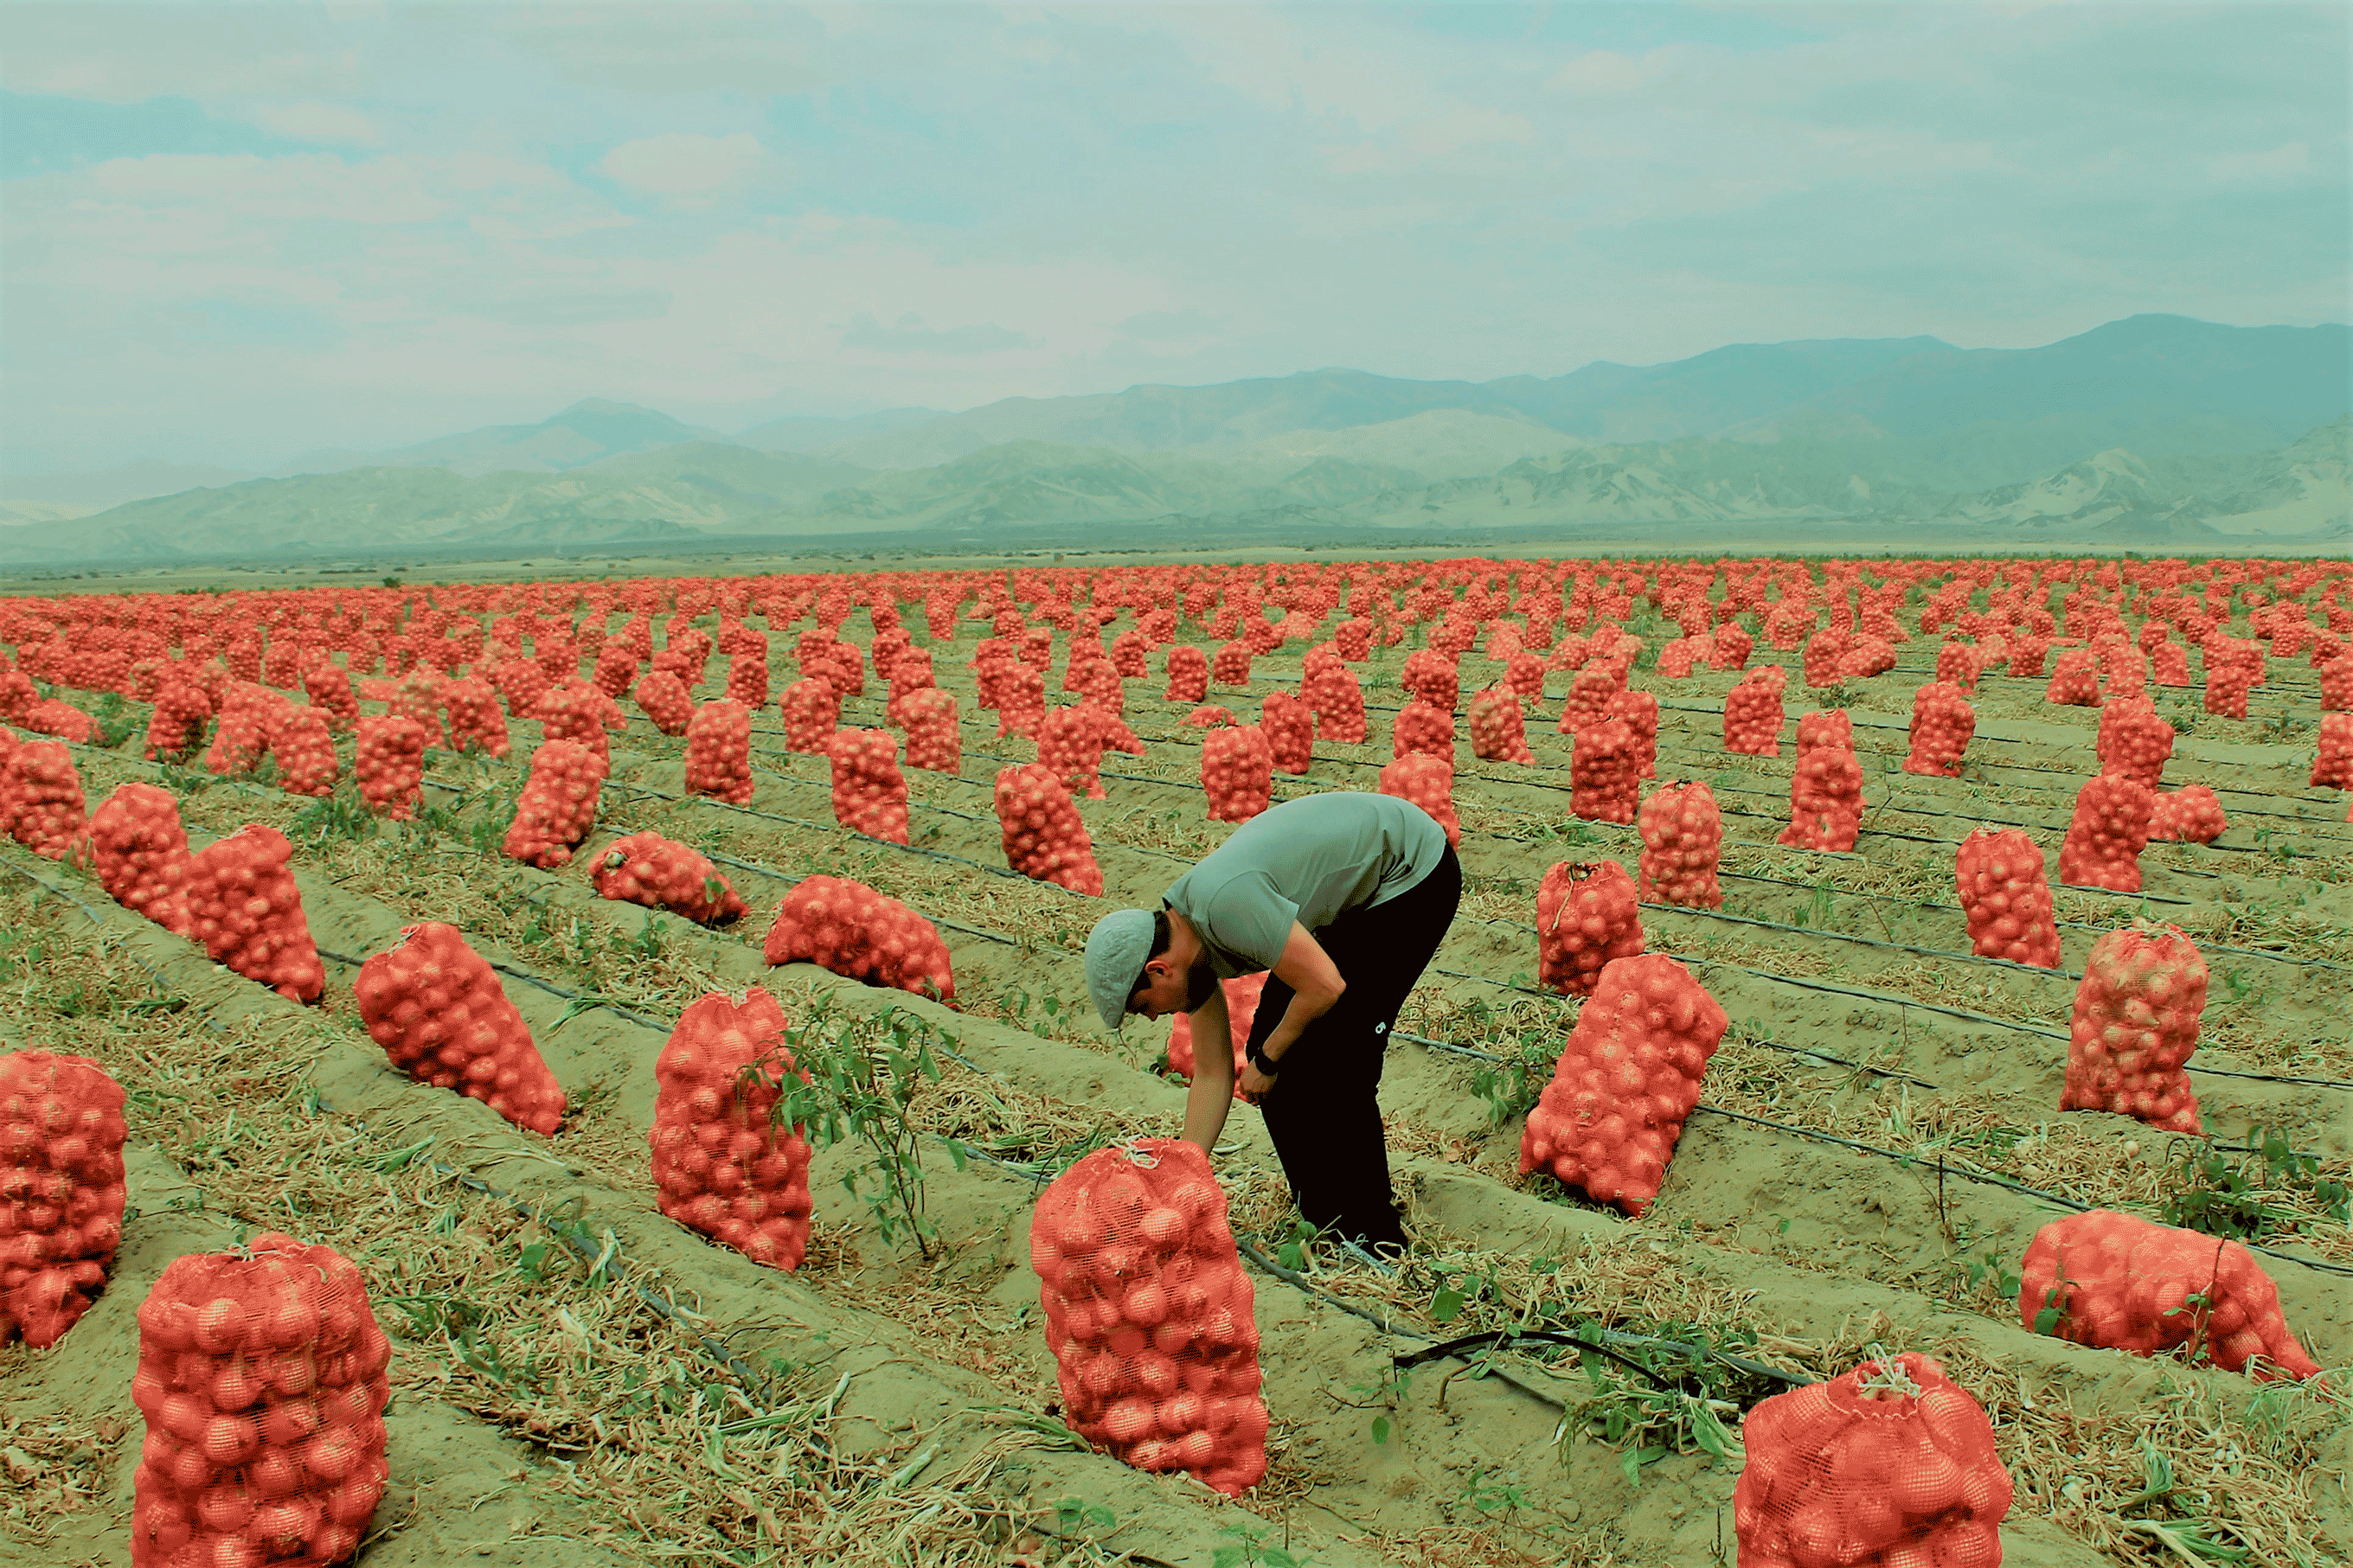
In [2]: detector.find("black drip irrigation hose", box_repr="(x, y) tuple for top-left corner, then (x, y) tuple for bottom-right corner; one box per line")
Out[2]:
(1393, 1014), (2353, 1281)
(0, 856), (785, 1394)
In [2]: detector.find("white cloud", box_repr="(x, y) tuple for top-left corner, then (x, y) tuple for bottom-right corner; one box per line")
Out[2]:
(2205, 141), (2312, 183)
(1553, 50), (1647, 96)
(597, 132), (775, 202)
(247, 100), (383, 145)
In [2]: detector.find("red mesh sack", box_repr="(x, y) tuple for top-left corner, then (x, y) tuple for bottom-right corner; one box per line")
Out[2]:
(898, 687), (962, 774)
(2060, 922), (2203, 1133)
(388, 669), (446, 752)
(2312, 713), (2353, 788)
(650, 988), (814, 1271)
(1210, 640), (1253, 687)
(1468, 685), (1534, 764)
(440, 676), (508, 758)
(502, 739), (606, 870)
(1202, 725), (1274, 823)
(22, 700), (95, 746)
(0, 1050), (126, 1349)
(1164, 645), (1209, 704)
(1780, 739), (1863, 852)
(1377, 753), (1460, 848)
(684, 699), (754, 806)
(2321, 650), (2351, 711)
(201, 687), (275, 778)
(130, 1233), (391, 1568)
(1838, 636), (1897, 681)
(1038, 705), (1108, 800)
(87, 783), (196, 937)
(1391, 699), (1454, 761)
(1504, 651), (1546, 700)
(268, 708), (338, 798)
(1029, 1136), (1268, 1497)
(1167, 973), (1266, 1092)
(761, 875), (953, 1002)
(1570, 717), (1638, 824)
(145, 683), (213, 762)
(2151, 638), (2191, 688)
(1733, 1352), (2012, 1568)
(1184, 705), (1236, 729)
(2095, 696), (2174, 787)
(493, 654), (553, 719)
(1517, 953), (1727, 1214)
(1901, 682), (1975, 778)
(1709, 621), (1754, 671)
(591, 830), (747, 927)
(829, 727), (909, 843)
(7, 740), (87, 860)
(1304, 662), (1367, 742)
(353, 921), (566, 1134)
(352, 715), (426, 820)
(2057, 773), (2153, 893)
(1935, 639), (1984, 690)
(2202, 660), (2253, 720)
(996, 663), (1046, 740)
(1536, 860), (1645, 997)
(593, 642), (641, 699)
(634, 669), (694, 736)
(1609, 689), (1659, 779)
(725, 649), (770, 710)
(778, 675), (840, 752)
(1723, 670), (1785, 757)
(301, 661), (358, 731)
(1260, 691), (1313, 775)
(1401, 649), (1459, 712)
(185, 825), (324, 1003)
(530, 681), (622, 768)
(2019, 1209), (2320, 1379)
(1637, 782), (1722, 908)
(2046, 648), (2101, 706)
(2147, 785), (2226, 843)
(1953, 829), (2060, 968)
(1802, 628), (1850, 689)
(1557, 664), (1621, 735)
(995, 762), (1104, 895)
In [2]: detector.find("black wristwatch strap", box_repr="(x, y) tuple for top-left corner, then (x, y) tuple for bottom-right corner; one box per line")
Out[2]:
(1247, 1041), (1279, 1075)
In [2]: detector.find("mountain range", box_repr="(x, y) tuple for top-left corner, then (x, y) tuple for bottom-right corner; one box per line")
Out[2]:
(3, 313), (2345, 562)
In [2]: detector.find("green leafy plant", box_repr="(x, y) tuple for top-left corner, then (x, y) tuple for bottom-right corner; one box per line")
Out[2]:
(1213, 1522), (1302, 1568)
(769, 1002), (956, 1259)
(2160, 1129), (2348, 1242)
(1466, 1029), (1556, 1125)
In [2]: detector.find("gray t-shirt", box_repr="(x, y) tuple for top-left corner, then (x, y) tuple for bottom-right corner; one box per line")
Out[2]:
(1164, 792), (1448, 977)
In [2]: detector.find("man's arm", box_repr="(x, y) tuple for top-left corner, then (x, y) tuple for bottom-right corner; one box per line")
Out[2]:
(1180, 982), (1235, 1153)
(1241, 921), (1345, 1092)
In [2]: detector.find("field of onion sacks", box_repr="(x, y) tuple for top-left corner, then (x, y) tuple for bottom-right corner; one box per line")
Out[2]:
(1, 554), (2349, 1568)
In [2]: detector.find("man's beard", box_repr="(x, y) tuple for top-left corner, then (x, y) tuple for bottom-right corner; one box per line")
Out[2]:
(1184, 963), (1217, 1010)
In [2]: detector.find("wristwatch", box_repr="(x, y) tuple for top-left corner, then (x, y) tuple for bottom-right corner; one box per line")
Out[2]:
(1246, 1040), (1280, 1076)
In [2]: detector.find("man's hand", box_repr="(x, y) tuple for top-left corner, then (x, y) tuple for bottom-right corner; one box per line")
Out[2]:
(1237, 1059), (1279, 1101)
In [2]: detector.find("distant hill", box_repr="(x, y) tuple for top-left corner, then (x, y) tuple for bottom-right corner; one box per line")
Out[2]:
(8, 441), (880, 562)
(1, 459), (260, 518)
(275, 399), (730, 478)
(14, 413), (2341, 565)
(8, 314), (2343, 557)
(734, 406), (949, 454)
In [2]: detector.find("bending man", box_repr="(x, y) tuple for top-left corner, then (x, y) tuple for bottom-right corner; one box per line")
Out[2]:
(1084, 791), (1462, 1257)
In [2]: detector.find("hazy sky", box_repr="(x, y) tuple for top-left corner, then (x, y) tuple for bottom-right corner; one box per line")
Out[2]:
(3, 1), (2346, 472)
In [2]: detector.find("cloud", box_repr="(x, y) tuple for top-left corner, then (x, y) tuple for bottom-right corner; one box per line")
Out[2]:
(247, 100), (381, 145)
(840, 312), (1033, 355)
(1114, 309), (1222, 343)
(597, 131), (774, 201)
(1553, 49), (1647, 95)
(2205, 141), (2312, 183)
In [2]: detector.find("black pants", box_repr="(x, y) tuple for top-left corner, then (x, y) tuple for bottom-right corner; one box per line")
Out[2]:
(1249, 847), (1462, 1255)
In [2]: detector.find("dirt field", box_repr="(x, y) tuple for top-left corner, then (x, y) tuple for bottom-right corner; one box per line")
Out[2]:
(3, 560), (2349, 1567)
